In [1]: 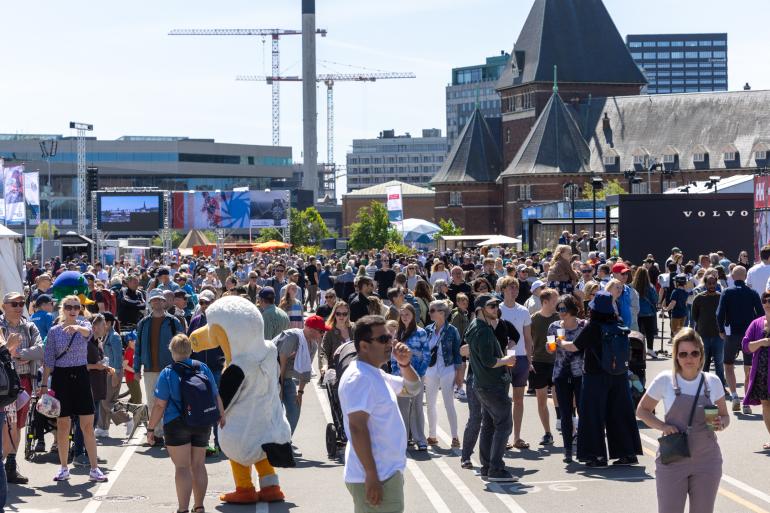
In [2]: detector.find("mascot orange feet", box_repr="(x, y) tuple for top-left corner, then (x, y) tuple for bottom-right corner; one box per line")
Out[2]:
(221, 459), (284, 504)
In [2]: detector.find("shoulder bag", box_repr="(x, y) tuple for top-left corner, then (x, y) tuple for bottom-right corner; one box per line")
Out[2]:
(658, 373), (703, 465)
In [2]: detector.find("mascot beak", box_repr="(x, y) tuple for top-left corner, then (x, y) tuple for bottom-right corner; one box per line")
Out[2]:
(78, 293), (95, 306)
(189, 324), (232, 364)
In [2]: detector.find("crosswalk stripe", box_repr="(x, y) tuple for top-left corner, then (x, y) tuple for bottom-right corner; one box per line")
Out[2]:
(80, 429), (144, 513)
(431, 457), (490, 513)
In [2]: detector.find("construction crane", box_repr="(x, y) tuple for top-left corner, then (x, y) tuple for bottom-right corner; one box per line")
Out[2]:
(168, 28), (327, 146)
(236, 72), (416, 167)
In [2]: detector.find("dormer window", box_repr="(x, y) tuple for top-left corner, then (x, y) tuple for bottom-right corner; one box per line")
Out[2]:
(603, 155), (617, 166)
(663, 154), (676, 164)
(724, 151), (736, 162)
(693, 153), (706, 162)
(758, 150), (768, 161)
(633, 155), (646, 165)
(662, 146), (679, 166)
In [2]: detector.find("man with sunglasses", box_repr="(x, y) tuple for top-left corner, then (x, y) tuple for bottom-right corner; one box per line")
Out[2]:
(339, 315), (422, 513)
(1, 291), (43, 484)
(265, 266), (288, 298)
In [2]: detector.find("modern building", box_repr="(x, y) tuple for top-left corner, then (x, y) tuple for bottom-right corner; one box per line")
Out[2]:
(626, 33), (728, 94)
(445, 52), (509, 149)
(341, 180), (435, 236)
(0, 134), (293, 233)
(345, 129), (446, 192)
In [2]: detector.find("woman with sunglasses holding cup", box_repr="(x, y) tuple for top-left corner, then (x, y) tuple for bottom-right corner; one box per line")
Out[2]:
(636, 328), (728, 513)
(319, 301), (354, 380)
(40, 295), (108, 483)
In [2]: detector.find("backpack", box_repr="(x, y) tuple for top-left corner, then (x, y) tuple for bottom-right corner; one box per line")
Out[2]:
(169, 360), (220, 427)
(102, 289), (118, 316)
(598, 322), (631, 375)
(0, 346), (21, 409)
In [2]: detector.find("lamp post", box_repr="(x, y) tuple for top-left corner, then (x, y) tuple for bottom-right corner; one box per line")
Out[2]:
(591, 176), (604, 236)
(624, 169), (644, 194)
(39, 139), (58, 227)
(564, 182), (580, 234)
(708, 175), (721, 193)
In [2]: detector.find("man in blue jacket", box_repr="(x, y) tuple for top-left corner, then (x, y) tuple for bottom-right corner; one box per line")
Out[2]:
(717, 265), (763, 413)
(134, 288), (183, 445)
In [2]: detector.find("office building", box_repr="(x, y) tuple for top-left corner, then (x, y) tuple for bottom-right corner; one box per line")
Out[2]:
(0, 134), (293, 232)
(626, 33), (728, 94)
(445, 52), (508, 149)
(345, 129), (446, 192)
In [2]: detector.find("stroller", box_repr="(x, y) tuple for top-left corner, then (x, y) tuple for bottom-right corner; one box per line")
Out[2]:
(23, 395), (74, 462)
(324, 341), (357, 459)
(628, 331), (647, 408)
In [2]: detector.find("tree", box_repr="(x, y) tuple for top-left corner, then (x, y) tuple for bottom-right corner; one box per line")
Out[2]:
(151, 231), (184, 248)
(289, 207), (331, 247)
(256, 227), (284, 243)
(34, 221), (58, 240)
(348, 201), (401, 251)
(582, 178), (627, 200)
(433, 218), (464, 240)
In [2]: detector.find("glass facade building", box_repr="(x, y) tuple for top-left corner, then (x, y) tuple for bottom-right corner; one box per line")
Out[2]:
(445, 52), (508, 149)
(626, 33), (728, 94)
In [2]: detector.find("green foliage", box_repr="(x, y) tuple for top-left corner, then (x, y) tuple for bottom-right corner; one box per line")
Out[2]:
(200, 230), (218, 244)
(151, 231), (184, 248)
(294, 245), (322, 257)
(289, 207), (331, 247)
(34, 221), (58, 240)
(348, 201), (401, 251)
(256, 227), (284, 243)
(582, 178), (627, 200)
(385, 241), (417, 256)
(433, 218), (464, 240)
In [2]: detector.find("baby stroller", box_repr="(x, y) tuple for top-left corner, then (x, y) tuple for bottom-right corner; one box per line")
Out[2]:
(324, 341), (357, 459)
(23, 395), (73, 462)
(628, 331), (647, 408)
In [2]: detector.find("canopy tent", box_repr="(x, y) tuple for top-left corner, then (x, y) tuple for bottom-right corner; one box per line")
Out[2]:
(0, 225), (23, 300)
(401, 218), (441, 245)
(476, 235), (523, 247)
(178, 229), (212, 256)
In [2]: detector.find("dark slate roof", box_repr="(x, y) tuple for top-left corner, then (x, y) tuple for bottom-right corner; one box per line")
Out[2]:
(575, 90), (770, 172)
(497, 0), (647, 89)
(498, 92), (591, 180)
(430, 109), (503, 185)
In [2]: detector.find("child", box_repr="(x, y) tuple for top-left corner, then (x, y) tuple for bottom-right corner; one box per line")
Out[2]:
(663, 274), (690, 337)
(122, 334), (142, 414)
(30, 294), (54, 341)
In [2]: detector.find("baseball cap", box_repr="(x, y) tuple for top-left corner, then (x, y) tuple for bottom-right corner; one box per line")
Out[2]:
(198, 290), (216, 303)
(530, 280), (545, 293)
(611, 262), (630, 274)
(516, 264), (527, 272)
(34, 294), (53, 307)
(174, 290), (190, 299)
(305, 315), (331, 332)
(474, 293), (501, 310)
(156, 267), (170, 277)
(588, 290), (615, 315)
(674, 273), (688, 284)
(147, 289), (166, 302)
(671, 247), (682, 254)
(259, 287), (276, 300)
(3, 292), (24, 303)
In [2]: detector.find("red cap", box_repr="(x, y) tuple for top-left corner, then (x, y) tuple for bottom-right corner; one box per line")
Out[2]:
(305, 315), (331, 332)
(611, 262), (630, 274)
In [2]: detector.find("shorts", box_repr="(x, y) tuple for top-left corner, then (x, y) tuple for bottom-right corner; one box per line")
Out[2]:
(670, 316), (686, 335)
(51, 366), (95, 417)
(509, 356), (530, 388)
(724, 334), (752, 366)
(346, 471), (404, 513)
(163, 416), (212, 447)
(531, 362), (554, 389)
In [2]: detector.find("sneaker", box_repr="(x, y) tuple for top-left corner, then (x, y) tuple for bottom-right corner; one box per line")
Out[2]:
(451, 438), (461, 449)
(540, 433), (554, 446)
(53, 468), (71, 481)
(563, 451), (573, 464)
(416, 443), (428, 452)
(646, 348), (657, 359)
(454, 388), (467, 400)
(291, 444), (302, 457)
(526, 388), (535, 396)
(743, 404), (752, 415)
(460, 460), (473, 469)
(612, 456), (639, 466)
(152, 436), (165, 447)
(34, 440), (46, 453)
(89, 467), (108, 482)
(475, 467), (489, 479)
(73, 454), (90, 467)
(206, 446), (220, 457)
(4, 462), (29, 484)
(732, 397), (741, 412)
(94, 428), (109, 438)
(487, 469), (519, 482)
(586, 458), (608, 468)
(125, 420), (134, 436)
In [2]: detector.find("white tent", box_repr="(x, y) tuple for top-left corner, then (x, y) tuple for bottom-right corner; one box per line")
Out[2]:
(0, 225), (23, 299)
(476, 235), (522, 247)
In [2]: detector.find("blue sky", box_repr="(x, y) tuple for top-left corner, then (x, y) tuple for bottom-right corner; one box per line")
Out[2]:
(2, 0), (765, 178)
(101, 195), (159, 212)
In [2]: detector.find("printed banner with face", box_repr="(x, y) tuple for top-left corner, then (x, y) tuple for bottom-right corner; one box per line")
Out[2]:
(3, 165), (25, 224)
(24, 171), (40, 222)
(172, 190), (251, 229)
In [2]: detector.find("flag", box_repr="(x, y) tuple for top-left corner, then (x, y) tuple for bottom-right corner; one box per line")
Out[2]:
(3, 165), (25, 223)
(24, 171), (40, 223)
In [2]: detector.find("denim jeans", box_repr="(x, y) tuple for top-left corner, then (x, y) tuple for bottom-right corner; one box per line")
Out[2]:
(702, 336), (727, 389)
(474, 383), (512, 473)
(0, 412), (6, 512)
(281, 377), (301, 435)
(461, 374), (482, 462)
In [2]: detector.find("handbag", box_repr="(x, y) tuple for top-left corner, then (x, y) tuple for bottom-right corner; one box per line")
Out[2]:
(657, 373), (703, 465)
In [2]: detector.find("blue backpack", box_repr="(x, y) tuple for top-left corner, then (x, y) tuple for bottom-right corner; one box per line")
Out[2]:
(169, 361), (220, 427)
(598, 322), (630, 375)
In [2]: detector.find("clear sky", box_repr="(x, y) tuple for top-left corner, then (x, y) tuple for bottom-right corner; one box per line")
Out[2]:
(101, 195), (159, 212)
(2, 0), (765, 182)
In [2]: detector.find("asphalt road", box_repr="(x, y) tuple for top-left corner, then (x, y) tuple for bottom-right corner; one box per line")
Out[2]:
(8, 340), (770, 513)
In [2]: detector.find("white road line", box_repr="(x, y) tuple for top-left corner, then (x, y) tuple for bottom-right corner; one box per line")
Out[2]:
(639, 432), (770, 506)
(435, 426), (528, 513)
(521, 476), (653, 485)
(432, 457), (490, 513)
(254, 502), (269, 513)
(311, 381), (448, 513)
(80, 431), (144, 513)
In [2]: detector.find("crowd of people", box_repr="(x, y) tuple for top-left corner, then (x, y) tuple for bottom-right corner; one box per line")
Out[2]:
(2, 236), (770, 513)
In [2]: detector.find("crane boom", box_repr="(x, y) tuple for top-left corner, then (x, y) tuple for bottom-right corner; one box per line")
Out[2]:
(169, 28), (327, 36)
(236, 72), (416, 82)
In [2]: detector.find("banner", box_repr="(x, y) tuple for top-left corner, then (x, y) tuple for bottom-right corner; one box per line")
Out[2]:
(386, 184), (404, 223)
(755, 175), (770, 210)
(24, 171), (40, 223)
(3, 165), (25, 224)
(172, 190), (251, 229)
(249, 190), (290, 228)
(0, 159), (4, 221)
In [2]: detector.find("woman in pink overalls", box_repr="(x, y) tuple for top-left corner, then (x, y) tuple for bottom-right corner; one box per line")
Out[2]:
(637, 328), (730, 513)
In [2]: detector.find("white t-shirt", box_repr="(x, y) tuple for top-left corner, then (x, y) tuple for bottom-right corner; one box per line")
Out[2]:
(646, 370), (725, 414)
(338, 359), (407, 483)
(499, 302), (531, 356)
(747, 262), (770, 293)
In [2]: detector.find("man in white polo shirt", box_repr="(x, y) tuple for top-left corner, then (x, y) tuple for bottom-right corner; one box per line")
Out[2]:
(338, 315), (422, 513)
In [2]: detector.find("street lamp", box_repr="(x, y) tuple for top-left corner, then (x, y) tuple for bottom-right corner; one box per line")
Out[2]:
(658, 167), (674, 193)
(623, 169), (644, 194)
(591, 176), (604, 237)
(564, 182), (581, 234)
(39, 139), (58, 227)
(708, 175), (721, 193)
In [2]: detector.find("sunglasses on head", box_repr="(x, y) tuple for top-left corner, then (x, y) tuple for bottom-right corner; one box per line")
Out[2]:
(4, 301), (24, 308)
(64, 304), (81, 311)
(367, 334), (393, 344)
(677, 350), (701, 359)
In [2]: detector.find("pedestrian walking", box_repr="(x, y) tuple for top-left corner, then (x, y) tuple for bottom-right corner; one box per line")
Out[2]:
(741, 292), (770, 449)
(392, 304), (429, 450)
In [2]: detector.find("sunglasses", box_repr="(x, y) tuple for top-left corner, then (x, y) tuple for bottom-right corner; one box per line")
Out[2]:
(763, 298), (770, 305)
(335, 311), (349, 317)
(677, 350), (701, 359)
(4, 301), (24, 308)
(367, 334), (393, 344)
(557, 306), (568, 313)
(275, 269), (285, 273)
(63, 304), (81, 311)
(581, 269), (593, 274)
(199, 300), (211, 306)
(429, 308), (444, 313)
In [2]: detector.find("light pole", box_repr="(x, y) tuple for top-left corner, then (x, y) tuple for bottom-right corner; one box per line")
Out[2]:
(564, 182), (580, 235)
(591, 176), (603, 237)
(39, 139), (58, 228)
(708, 175), (721, 193)
(623, 169), (644, 193)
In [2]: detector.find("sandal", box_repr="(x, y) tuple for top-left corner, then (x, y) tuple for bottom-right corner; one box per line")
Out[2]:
(506, 439), (530, 450)
(192, 508), (205, 513)
(763, 442), (770, 451)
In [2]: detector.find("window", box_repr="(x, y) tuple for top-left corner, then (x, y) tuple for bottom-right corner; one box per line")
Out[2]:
(658, 80), (671, 85)
(685, 41), (698, 47)
(643, 41), (656, 47)
(699, 41), (712, 46)
(699, 51), (712, 59)
(672, 79), (684, 85)
(672, 87), (685, 93)
(686, 79), (698, 85)
(700, 79), (713, 85)
(685, 51), (698, 59)
(658, 52), (670, 59)
(713, 61), (726, 68)
(563, 183), (580, 200)
(603, 155), (617, 166)
(686, 87), (699, 93)
(449, 191), (463, 206)
(632, 182), (649, 194)
(687, 70), (699, 76)
(724, 151), (736, 161)
(757, 151), (767, 161)
(658, 62), (670, 68)
(672, 62), (684, 68)
(658, 88), (671, 93)
(643, 52), (656, 59)
(686, 62), (698, 68)
(505, 128), (511, 144)
(713, 40), (726, 46)
(629, 41), (642, 48)
(658, 41), (670, 47)
(633, 155), (647, 165)
(520, 184), (532, 200)
(672, 41), (684, 47)
(178, 153), (240, 165)
(715, 78), (727, 84)
(672, 71), (684, 77)
(647, 88), (657, 94)
(713, 51), (726, 59)
(671, 51), (684, 59)
(663, 154), (676, 163)
(631, 52), (642, 59)
(663, 180), (678, 191)
(247, 156), (255, 165)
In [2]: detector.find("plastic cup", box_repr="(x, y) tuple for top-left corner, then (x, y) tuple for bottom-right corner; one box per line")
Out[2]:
(546, 335), (557, 353)
(506, 349), (515, 367)
(556, 328), (566, 340)
(703, 405), (718, 431)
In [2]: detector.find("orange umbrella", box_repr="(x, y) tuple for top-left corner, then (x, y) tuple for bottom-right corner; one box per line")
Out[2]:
(253, 240), (292, 252)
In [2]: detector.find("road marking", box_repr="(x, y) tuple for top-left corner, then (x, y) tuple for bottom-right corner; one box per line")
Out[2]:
(254, 502), (269, 513)
(521, 476), (653, 485)
(432, 457), (490, 513)
(80, 431), (144, 513)
(311, 381), (448, 513)
(640, 433), (770, 513)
